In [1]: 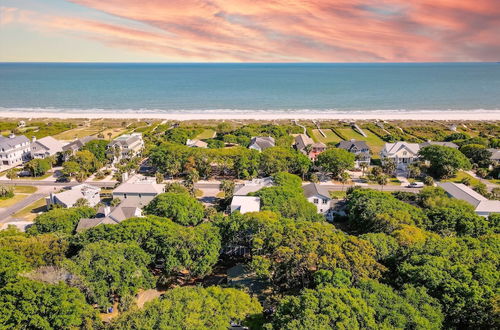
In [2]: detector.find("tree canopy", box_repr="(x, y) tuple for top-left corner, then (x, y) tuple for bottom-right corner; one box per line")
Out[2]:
(419, 145), (472, 179)
(27, 207), (95, 235)
(144, 192), (205, 226)
(316, 148), (355, 177)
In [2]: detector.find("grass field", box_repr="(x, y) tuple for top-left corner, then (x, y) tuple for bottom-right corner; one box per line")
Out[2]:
(335, 128), (386, 156)
(13, 198), (47, 221)
(195, 129), (216, 140)
(54, 127), (101, 140)
(16, 173), (53, 181)
(311, 129), (342, 144)
(14, 186), (37, 194)
(0, 194), (28, 208)
(442, 171), (482, 186)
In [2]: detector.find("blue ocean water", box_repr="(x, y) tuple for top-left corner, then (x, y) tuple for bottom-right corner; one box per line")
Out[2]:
(0, 63), (499, 114)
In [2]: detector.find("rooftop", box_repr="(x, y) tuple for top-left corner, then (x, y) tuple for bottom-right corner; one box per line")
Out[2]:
(437, 182), (500, 213)
(302, 183), (331, 199)
(382, 142), (420, 155)
(113, 175), (164, 195)
(231, 196), (261, 214)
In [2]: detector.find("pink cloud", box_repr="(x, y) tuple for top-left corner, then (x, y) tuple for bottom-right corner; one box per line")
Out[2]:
(4, 0), (500, 61)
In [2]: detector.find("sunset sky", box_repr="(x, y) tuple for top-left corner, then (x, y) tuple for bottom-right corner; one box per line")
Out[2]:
(1, 0), (499, 62)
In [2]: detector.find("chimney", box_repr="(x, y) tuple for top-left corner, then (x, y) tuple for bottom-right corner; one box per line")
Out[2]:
(104, 205), (111, 216)
(32, 136), (37, 143)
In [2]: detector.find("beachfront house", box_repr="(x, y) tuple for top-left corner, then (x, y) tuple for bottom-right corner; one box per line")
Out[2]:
(46, 184), (101, 208)
(112, 175), (164, 205)
(106, 133), (144, 162)
(248, 136), (275, 152)
(76, 198), (142, 232)
(186, 139), (208, 148)
(337, 139), (371, 168)
(0, 134), (31, 167)
(62, 136), (97, 160)
(294, 134), (326, 160)
(419, 141), (459, 149)
(488, 149), (500, 167)
(437, 182), (500, 217)
(380, 142), (420, 168)
(230, 196), (261, 214)
(30, 136), (66, 159)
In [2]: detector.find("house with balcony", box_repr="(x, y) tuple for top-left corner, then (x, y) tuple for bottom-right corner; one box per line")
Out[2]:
(112, 175), (164, 205)
(380, 142), (420, 168)
(0, 134), (31, 167)
(46, 184), (101, 208)
(107, 133), (144, 162)
(337, 139), (371, 168)
(30, 136), (66, 159)
(294, 134), (326, 160)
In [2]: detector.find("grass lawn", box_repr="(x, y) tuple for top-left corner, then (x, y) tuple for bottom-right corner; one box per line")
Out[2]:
(13, 186), (38, 194)
(54, 127), (101, 140)
(16, 173), (53, 181)
(336, 128), (386, 157)
(330, 191), (347, 199)
(312, 129), (342, 144)
(195, 129), (216, 140)
(0, 194), (28, 208)
(13, 198), (47, 221)
(488, 179), (500, 185)
(99, 127), (128, 140)
(442, 171), (482, 186)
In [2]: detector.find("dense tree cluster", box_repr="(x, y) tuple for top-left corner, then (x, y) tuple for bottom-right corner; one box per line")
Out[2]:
(145, 192), (205, 226)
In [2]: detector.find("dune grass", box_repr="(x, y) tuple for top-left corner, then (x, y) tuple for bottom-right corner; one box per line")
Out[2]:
(311, 129), (342, 144)
(195, 129), (216, 140)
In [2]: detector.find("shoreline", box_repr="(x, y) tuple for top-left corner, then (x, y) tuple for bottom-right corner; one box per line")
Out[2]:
(0, 110), (499, 121)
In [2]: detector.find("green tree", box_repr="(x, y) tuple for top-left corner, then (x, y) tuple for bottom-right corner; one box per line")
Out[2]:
(67, 241), (154, 307)
(0, 278), (99, 329)
(316, 148), (355, 178)
(23, 158), (51, 177)
(110, 286), (262, 329)
(82, 139), (109, 162)
(27, 207), (95, 235)
(5, 168), (17, 180)
(419, 145), (472, 179)
(145, 192), (205, 226)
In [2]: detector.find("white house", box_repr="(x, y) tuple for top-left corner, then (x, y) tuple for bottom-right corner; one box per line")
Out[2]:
(113, 175), (164, 205)
(380, 142), (420, 167)
(230, 196), (261, 214)
(248, 136), (275, 152)
(0, 134), (31, 167)
(31, 136), (66, 159)
(302, 183), (332, 214)
(107, 133), (144, 162)
(437, 182), (500, 217)
(46, 184), (101, 208)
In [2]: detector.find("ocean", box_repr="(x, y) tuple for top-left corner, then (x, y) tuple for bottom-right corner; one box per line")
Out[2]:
(0, 63), (499, 115)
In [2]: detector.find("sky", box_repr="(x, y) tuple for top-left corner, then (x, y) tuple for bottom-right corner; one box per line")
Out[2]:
(0, 0), (499, 62)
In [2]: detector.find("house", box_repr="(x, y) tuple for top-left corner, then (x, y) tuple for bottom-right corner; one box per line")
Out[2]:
(30, 136), (66, 159)
(437, 182), (500, 217)
(112, 175), (164, 205)
(419, 141), (459, 149)
(248, 136), (275, 152)
(0, 134), (31, 166)
(62, 136), (97, 156)
(302, 183), (333, 214)
(186, 139), (208, 148)
(380, 142), (420, 167)
(233, 177), (273, 196)
(294, 134), (326, 160)
(488, 149), (500, 166)
(46, 184), (101, 208)
(75, 197), (142, 232)
(107, 133), (144, 161)
(337, 139), (371, 168)
(230, 196), (261, 214)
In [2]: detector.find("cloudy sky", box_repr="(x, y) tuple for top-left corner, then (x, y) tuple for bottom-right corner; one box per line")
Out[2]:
(1, 0), (499, 62)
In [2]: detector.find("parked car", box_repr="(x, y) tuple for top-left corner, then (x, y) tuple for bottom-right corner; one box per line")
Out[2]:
(408, 181), (424, 188)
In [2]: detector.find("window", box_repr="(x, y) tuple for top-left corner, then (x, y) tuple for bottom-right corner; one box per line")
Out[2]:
(322, 199), (328, 204)
(313, 198), (319, 204)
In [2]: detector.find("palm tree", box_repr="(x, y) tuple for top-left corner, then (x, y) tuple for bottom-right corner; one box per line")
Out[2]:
(339, 171), (350, 191)
(376, 174), (388, 191)
(360, 162), (369, 177)
(107, 132), (113, 141)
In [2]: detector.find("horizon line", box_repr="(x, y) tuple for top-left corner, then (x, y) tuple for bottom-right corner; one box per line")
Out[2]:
(0, 61), (498, 64)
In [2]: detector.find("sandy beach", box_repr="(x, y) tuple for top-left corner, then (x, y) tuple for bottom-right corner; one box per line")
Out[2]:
(0, 110), (499, 121)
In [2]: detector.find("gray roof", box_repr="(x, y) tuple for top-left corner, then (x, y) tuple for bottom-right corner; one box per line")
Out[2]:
(420, 141), (459, 149)
(233, 177), (274, 196)
(302, 183), (331, 199)
(62, 136), (96, 152)
(108, 133), (142, 148)
(488, 149), (500, 161)
(382, 142), (420, 156)
(337, 140), (369, 152)
(249, 136), (275, 150)
(437, 182), (500, 214)
(0, 135), (29, 150)
(32, 136), (65, 154)
(76, 217), (118, 232)
(294, 134), (314, 151)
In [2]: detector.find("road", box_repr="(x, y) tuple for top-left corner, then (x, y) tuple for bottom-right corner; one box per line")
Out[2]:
(0, 192), (47, 223)
(0, 180), (117, 188)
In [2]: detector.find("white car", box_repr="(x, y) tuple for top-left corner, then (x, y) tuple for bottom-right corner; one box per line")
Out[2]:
(408, 182), (424, 188)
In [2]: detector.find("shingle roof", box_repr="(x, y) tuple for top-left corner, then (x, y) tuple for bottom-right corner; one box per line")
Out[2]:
(0, 135), (29, 150)
(249, 136), (275, 150)
(294, 134), (314, 151)
(488, 149), (500, 161)
(382, 142), (420, 156)
(62, 136), (96, 152)
(302, 183), (331, 199)
(337, 140), (369, 152)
